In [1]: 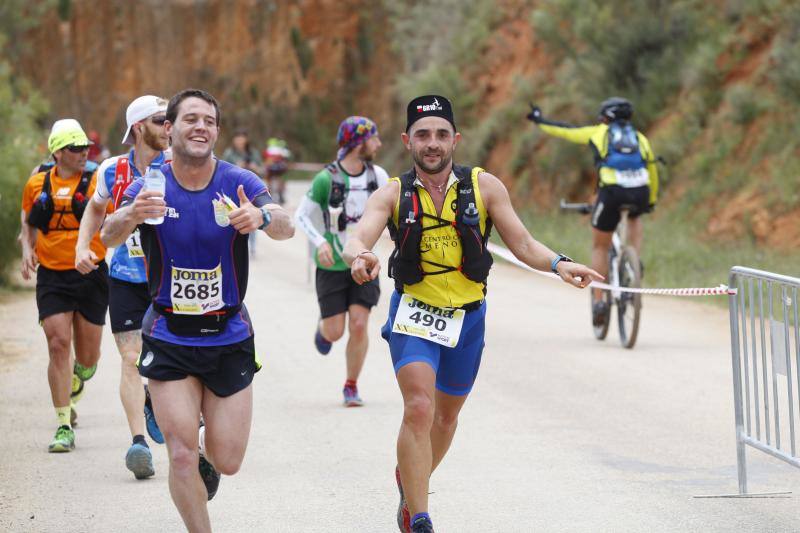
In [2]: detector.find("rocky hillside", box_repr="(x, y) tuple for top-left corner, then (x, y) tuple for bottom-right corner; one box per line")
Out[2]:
(17, 0), (800, 249)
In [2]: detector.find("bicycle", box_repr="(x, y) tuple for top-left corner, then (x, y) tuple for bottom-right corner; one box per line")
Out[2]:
(560, 200), (642, 349)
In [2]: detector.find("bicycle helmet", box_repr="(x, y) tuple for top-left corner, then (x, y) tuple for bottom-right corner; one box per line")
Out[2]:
(598, 97), (633, 121)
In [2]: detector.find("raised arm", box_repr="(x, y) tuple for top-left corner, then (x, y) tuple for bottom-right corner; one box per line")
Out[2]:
(479, 172), (601, 288)
(342, 180), (398, 284)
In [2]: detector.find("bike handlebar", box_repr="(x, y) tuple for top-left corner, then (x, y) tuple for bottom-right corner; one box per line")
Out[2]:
(559, 199), (592, 215)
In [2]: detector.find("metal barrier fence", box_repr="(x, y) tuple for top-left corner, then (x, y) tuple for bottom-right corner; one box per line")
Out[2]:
(729, 266), (800, 494)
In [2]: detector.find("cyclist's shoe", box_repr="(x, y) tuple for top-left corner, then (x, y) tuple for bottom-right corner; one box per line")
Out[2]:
(125, 442), (155, 480)
(73, 362), (97, 382)
(70, 402), (78, 427)
(410, 516), (434, 533)
(343, 384), (363, 407)
(198, 453), (221, 501)
(314, 327), (332, 355)
(48, 425), (75, 453)
(70, 373), (85, 404)
(592, 301), (609, 327)
(396, 466), (411, 532)
(143, 385), (165, 444)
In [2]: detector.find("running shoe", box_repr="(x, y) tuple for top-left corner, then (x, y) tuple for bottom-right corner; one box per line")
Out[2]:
(410, 516), (434, 533)
(198, 453), (221, 501)
(592, 300), (609, 327)
(143, 385), (164, 444)
(314, 327), (332, 355)
(73, 362), (97, 381)
(70, 373), (84, 404)
(125, 442), (155, 480)
(343, 384), (363, 407)
(48, 425), (75, 453)
(396, 466), (411, 532)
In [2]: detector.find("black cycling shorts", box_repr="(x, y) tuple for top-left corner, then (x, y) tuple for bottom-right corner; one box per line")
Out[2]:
(138, 335), (260, 398)
(108, 277), (150, 334)
(315, 268), (380, 319)
(36, 263), (109, 325)
(591, 185), (650, 232)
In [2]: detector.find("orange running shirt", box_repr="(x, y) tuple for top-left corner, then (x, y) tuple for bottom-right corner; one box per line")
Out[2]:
(21, 166), (108, 271)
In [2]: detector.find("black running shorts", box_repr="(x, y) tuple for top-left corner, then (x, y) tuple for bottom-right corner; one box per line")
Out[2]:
(108, 277), (150, 334)
(315, 268), (380, 319)
(36, 263), (109, 325)
(138, 335), (260, 398)
(591, 185), (650, 232)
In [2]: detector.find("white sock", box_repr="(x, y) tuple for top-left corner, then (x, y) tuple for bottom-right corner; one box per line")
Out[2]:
(199, 425), (206, 455)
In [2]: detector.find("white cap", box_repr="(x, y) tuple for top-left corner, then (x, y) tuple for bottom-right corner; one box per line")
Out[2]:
(121, 95), (168, 145)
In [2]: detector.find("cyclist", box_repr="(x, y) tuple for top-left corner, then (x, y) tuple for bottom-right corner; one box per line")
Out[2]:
(19, 119), (108, 452)
(526, 97), (659, 326)
(295, 116), (388, 406)
(76, 95), (170, 479)
(345, 95), (600, 532)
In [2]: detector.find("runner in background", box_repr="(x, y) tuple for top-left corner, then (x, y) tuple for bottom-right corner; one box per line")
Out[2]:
(20, 119), (109, 453)
(295, 116), (388, 406)
(76, 95), (170, 480)
(87, 130), (111, 164)
(222, 130), (264, 257)
(263, 137), (291, 205)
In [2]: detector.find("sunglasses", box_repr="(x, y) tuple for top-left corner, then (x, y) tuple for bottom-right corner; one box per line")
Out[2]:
(149, 116), (167, 125)
(65, 145), (90, 153)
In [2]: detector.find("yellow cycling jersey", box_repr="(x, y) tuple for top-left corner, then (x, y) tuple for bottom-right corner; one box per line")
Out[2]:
(390, 167), (489, 309)
(538, 122), (659, 205)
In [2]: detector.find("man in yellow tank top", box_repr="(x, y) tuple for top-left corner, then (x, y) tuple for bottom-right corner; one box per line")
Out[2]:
(343, 95), (601, 533)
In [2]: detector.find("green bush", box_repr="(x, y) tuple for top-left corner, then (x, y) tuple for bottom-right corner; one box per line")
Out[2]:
(725, 84), (767, 125)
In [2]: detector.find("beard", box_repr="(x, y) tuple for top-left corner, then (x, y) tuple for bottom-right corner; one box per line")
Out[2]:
(412, 146), (452, 174)
(143, 125), (168, 151)
(357, 143), (375, 162)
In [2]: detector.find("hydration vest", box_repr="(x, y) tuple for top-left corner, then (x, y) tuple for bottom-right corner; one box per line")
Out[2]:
(111, 157), (134, 209)
(602, 121), (646, 171)
(387, 165), (493, 292)
(322, 161), (378, 232)
(26, 168), (93, 234)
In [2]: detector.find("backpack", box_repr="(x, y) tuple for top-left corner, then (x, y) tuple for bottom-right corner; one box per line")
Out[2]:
(27, 168), (93, 234)
(603, 121), (645, 171)
(322, 162), (378, 232)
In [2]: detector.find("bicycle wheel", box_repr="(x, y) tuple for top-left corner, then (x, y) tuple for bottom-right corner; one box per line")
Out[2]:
(617, 246), (642, 349)
(590, 287), (612, 340)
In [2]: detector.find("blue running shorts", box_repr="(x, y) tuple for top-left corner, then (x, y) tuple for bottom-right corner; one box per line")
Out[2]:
(381, 291), (486, 396)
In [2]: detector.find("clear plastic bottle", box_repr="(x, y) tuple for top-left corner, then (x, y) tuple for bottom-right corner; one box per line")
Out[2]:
(143, 165), (166, 225)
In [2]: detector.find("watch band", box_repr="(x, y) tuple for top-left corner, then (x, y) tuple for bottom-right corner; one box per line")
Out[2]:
(258, 206), (272, 230)
(551, 253), (573, 274)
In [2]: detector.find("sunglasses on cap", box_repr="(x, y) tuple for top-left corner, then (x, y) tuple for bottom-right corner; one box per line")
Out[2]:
(65, 145), (90, 153)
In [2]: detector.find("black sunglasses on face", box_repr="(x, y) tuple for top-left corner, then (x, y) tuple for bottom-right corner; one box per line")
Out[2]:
(149, 116), (167, 125)
(66, 145), (90, 153)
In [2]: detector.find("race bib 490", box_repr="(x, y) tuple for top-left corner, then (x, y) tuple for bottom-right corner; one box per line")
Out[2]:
(170, 264), (224, 315)
(392, 294), (465, 348)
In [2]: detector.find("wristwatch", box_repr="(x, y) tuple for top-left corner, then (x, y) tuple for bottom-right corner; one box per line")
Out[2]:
(258, 206), (272, 230)
(550, 253), (573, 274)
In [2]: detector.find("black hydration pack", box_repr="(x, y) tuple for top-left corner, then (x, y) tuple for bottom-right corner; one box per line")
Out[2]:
(387, 165), (493, 292)
(27, 169), (93, 234)
(322, 161), (378, 232)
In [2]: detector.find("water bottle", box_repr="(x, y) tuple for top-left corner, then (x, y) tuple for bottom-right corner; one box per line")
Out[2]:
(143, 165), (166, 225)
(462, 202), (480, 226)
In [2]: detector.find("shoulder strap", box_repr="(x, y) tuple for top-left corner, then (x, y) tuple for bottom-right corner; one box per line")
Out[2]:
(365, 162), (378, 192)
(76, 169), (93, 195)
(42, 169), (52, 195)
(112, 157), (132, 209)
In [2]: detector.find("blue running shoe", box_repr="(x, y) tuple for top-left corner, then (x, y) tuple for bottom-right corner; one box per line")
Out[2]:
(410, 516), (434, 533)
(343, 383), (363, 407)
(125, 442), (155, 479)
(314, 327), (332, 355)
(143, 385), (164, 444)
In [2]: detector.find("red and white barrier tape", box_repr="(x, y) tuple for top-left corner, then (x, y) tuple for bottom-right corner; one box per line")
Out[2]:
(487, 243), (736, 296)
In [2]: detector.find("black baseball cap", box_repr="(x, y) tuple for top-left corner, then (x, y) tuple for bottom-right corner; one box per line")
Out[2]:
(406, 95), (456, 132)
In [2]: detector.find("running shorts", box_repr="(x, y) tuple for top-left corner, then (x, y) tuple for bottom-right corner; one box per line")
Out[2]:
(591, 185), (650, 232)
(316, 268), (380, 319)
(108, 277), (150, 334)
(138, 335), (260, 397)
(381, 291), (486, 396)
(36, 263), (108, 325)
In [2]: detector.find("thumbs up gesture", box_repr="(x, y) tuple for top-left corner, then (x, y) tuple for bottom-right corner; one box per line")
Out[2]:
(228, 184), (262, 234)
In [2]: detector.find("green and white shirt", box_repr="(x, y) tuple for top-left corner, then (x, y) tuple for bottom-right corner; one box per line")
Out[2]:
(295, 161), (389, 271)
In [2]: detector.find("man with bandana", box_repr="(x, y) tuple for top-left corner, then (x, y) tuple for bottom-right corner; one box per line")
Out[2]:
(343, 95), (601, 532)
(295, 116), (388, 407)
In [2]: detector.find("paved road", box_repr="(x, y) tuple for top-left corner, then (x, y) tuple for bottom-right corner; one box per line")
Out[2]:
(1, 181), (799, 532)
